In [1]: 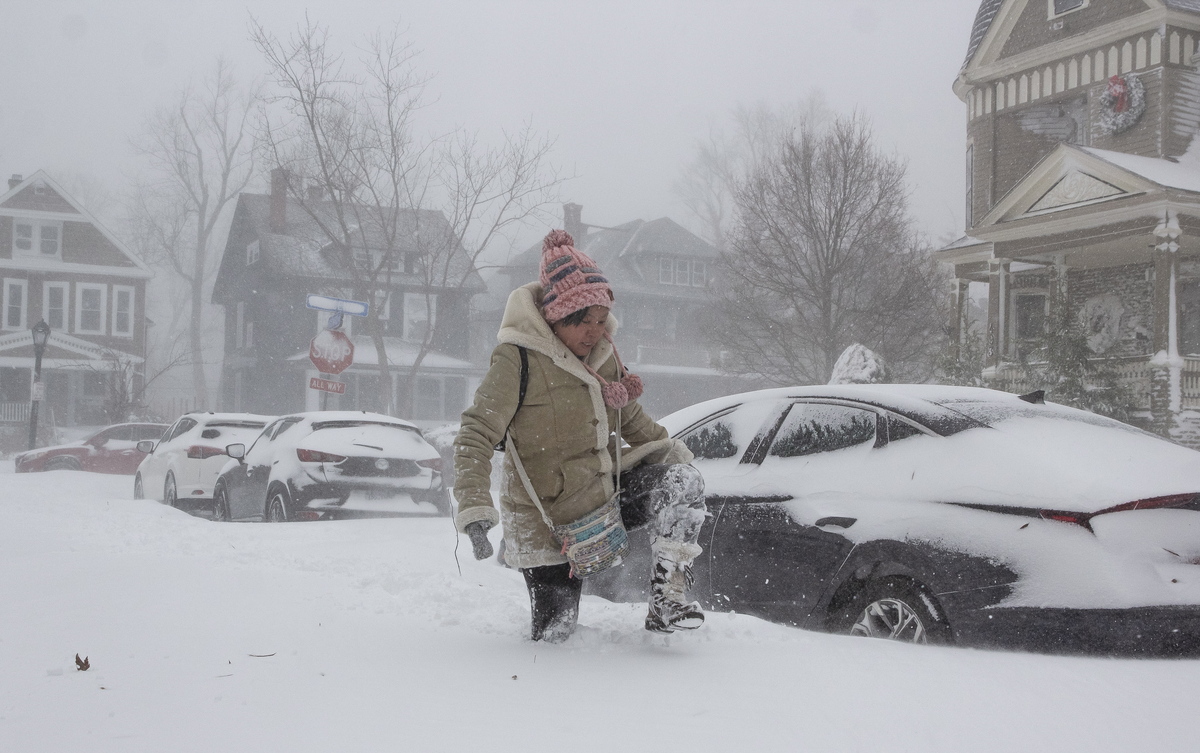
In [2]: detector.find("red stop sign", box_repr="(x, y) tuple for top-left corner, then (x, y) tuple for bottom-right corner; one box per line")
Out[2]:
(309, 329), (355, 375)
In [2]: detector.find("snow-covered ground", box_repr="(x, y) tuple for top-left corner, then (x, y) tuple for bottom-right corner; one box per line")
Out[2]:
(3, 465), (1199, 753)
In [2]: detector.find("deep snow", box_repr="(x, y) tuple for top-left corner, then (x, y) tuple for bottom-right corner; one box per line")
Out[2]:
(3, 465), (1200, 752)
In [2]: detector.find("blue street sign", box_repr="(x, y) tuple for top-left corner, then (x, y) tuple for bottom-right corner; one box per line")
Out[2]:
(305, 294), (369, 317)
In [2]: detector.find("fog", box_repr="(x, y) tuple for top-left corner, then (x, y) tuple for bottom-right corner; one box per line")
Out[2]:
(1, 0), (978, 242)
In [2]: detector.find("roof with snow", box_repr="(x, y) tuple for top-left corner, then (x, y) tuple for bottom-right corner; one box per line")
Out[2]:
(1079, 147), (1200, 194)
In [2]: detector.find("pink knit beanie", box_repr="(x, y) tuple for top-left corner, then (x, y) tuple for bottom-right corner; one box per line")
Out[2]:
(539, 229), (614, 324)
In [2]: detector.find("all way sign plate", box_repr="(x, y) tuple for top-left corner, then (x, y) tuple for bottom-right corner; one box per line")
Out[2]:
(309, 376), (346, 394)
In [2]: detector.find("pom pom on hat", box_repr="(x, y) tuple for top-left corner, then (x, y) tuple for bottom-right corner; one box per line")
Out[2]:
(539, 229), (614, 323)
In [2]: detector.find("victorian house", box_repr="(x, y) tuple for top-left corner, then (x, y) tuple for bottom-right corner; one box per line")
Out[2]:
(212, 170), (486, 424)
(941, 0), (1200, 443)
(0, 172), (151, 438)
(487, 204), (747, 418)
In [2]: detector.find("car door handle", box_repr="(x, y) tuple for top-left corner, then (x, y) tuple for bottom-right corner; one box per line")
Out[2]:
(815, 516), (856, 529)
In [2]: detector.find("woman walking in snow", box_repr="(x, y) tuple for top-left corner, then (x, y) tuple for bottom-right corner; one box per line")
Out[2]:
(453, 229), (707, 643)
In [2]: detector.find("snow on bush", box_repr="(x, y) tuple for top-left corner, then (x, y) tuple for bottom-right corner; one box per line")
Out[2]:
(828, 343), (889, 385)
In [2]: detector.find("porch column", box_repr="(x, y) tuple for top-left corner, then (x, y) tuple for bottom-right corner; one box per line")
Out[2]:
(1150, 210), (1182, 436)
(1049, 254), (1069, 326)
(948, 277), (970, 359)
(985, 258), (1010, 371)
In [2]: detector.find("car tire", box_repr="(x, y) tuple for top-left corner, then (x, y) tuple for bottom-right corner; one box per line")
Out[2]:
(212, 485), (231, 522)
(46, 456), (81, 472)
(133, 473), (144, 500)
(843, 576), (952, 645)
(164, 473), (178, 509)
(266, 487), (291, 522)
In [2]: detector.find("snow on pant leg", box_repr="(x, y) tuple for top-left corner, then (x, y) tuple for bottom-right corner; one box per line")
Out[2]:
(618, 463), (706, 546)
(521, 563), (582, 643)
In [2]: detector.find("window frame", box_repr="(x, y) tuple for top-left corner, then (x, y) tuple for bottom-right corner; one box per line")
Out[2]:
(112, 285), (135, 338)
(1047, 0), (1088, 20)
(12, 220), (63, 260)
(246, 239), (260, 266)
(1011, 290), (1049, 342)
(43, 281), (68, 331)
(3, 278), (29, 331)
(75, 282), (108, 335)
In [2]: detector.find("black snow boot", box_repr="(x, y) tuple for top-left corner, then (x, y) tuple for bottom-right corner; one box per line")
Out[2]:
(522, 563), (582, 643)
(645, 540), (705, 634)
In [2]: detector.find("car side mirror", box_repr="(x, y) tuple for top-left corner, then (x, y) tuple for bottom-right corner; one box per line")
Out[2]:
(136, 440), (155, 453)
(226, 443), (246, 461)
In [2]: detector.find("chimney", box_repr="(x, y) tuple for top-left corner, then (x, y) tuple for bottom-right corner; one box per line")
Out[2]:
(563, 202), (585, 244)
(306, 184), (325, 202)
(8, 174), (23, 190)
(270, 168), (289, 233)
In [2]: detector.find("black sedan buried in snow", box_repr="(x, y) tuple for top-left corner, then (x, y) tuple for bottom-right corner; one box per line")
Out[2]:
(211, 411), (448, 522)
(585, 385), (1200, 656)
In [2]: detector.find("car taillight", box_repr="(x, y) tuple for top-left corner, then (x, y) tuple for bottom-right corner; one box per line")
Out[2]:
(1039, 493), (1200, 531)
(297, 448), (347, 463)
(417, 457), (443, 472)
(186, 445), (225, 460)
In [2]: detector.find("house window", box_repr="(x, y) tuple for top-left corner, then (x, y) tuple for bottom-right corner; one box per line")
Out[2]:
(236, 302), (246, 349)
(112, 286), (134, 337)
(659, 258), (707, 287)
(412, 375), (466, 421)
(403, 293), (436, 342)
(76, 283), (107, 334)
(246, 239), (260, 266)
(1014, 293), (1048, 340)
(965, 144), (974, 228)
(43, 282), (68, 330)
(12, 221), (62, 259)
(3, 278), (28, 331)
(1048, 0), (1087, 19)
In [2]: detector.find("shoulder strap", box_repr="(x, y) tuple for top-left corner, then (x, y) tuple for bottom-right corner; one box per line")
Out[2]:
(494, 346), (529, 452)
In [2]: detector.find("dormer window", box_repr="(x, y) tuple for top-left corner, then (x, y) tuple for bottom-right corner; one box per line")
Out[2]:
(658, 257), (707, 287)
(1048, 0), (1087, 19)
(12, 220), (62, 259)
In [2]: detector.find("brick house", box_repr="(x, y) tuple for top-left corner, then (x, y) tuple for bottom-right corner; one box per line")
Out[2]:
(212, 171), (486, 424)
(486, 204), (748, 418)
(0, 172), (151, 437)
(940, 0), (1200, 442)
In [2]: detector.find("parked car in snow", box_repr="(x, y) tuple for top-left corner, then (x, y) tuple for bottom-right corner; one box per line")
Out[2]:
(211, 411), (447, 522)
(134, 413), (273, 510)
(585, 385), (1200, 656)
(14, 423), (169, 474)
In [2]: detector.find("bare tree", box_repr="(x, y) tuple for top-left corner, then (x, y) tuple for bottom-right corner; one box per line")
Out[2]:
(251, 18), (561, 415)
(129, 59), (258, 409)
(713, 114), (944, 385)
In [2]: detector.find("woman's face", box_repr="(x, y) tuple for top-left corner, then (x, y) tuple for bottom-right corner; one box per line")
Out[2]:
(552, 306), (610, 358)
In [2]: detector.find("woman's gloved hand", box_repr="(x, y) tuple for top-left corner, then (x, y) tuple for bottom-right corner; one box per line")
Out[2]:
(464, 521), (495, 560)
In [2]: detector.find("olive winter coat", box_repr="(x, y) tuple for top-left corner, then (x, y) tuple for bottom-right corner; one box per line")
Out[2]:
(454, 283), (692, 569)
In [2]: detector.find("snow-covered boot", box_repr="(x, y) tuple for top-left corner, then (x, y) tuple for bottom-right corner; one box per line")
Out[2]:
(645, 539), (704, 633)
(523, 563), (582, 643)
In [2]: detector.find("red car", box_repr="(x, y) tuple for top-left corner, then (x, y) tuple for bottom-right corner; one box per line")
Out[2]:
(13, 423), (169, 474)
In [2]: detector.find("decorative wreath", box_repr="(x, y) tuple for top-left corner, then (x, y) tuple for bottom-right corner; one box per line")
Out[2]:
(1098, 74), (1146, 136)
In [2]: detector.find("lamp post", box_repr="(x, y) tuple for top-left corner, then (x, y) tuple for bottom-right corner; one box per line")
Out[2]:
(27, 319), (50, 451)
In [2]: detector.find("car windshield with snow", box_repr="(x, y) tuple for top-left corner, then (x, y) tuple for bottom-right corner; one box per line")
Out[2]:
(134, 412), (274, 509)
(212, 411), (447, 522)
(585, 384), (1200, 656)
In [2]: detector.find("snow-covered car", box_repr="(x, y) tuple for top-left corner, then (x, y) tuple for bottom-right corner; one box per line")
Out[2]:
(585, 385), (1200, 656)
(211, 411), (447, 522)
(14, 423), (169, 474)
(134, 412), (274, 510)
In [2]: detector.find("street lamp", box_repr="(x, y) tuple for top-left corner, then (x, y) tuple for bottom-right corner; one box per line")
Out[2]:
(28, 319), (50, 451)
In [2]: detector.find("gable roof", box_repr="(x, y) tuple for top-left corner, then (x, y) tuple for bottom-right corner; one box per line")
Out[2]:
(213, 192), (486, 303)
(506, 216), (718, 300)
(0, 170), (152, 278)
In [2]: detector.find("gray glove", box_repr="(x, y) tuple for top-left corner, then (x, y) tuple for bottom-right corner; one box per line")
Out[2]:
(464, 521), (494, 561)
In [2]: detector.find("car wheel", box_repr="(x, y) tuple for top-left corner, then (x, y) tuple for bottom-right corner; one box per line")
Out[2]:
(164, 473), (178, 509)
(212, 485), (231, 522)
(46, 456), (81, 472)
(266, 487), (290, 522)
(845, 577), (952, 645)
(133, 473), (144, 500)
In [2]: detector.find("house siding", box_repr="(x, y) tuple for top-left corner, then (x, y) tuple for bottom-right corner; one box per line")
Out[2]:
(998, 0), (1147, 61)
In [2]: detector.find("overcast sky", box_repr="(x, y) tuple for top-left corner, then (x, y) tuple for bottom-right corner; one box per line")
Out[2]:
(2, 0), (981, 248)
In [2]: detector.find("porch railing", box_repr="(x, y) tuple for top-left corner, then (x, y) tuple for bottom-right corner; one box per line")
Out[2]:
(990, 356), (1200, 411)
(0, 402), (30, 423)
